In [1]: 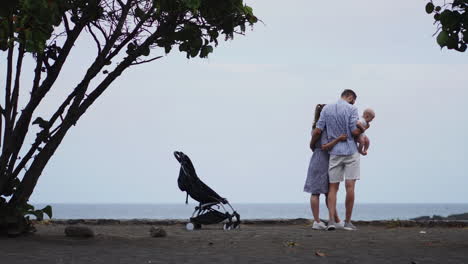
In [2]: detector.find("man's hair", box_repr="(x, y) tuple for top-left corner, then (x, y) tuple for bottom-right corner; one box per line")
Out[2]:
(341, 89), (357, 99)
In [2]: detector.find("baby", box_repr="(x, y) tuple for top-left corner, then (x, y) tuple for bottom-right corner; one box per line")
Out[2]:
(357, 108), (375, 156)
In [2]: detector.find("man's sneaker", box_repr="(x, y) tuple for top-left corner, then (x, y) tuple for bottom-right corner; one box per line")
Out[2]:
(312, 221), (327, 230)
(344, 221), (357, 231)
(335, 221), (345, 230)
(326, 222), (336, 231)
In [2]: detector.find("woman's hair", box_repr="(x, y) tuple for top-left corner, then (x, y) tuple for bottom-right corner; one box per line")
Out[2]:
(312, 104), (326, 129)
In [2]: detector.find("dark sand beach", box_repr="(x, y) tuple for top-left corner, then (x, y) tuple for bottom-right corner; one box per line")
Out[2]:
(1, 220), (468, 264)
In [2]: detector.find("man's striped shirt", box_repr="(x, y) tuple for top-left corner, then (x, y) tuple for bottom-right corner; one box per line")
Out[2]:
(316, 99), (359, 156)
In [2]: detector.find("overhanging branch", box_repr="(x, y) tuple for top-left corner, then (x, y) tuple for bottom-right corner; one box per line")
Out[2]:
(130, 55), (162, 65)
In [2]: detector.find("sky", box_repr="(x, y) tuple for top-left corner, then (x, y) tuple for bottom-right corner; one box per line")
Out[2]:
(2, 0), (468, 204)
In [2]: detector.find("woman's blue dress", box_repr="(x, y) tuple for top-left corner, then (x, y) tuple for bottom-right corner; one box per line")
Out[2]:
(303, 130), (330, 195)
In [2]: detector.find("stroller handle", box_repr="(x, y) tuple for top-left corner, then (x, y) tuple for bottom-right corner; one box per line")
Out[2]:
(173, 151), (183, 162)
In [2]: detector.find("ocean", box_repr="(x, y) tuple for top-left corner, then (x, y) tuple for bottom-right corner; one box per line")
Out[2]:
(32, 203), (468, 221)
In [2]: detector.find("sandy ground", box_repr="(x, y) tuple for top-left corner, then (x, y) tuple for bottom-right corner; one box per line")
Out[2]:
(1, 223), (468, 264)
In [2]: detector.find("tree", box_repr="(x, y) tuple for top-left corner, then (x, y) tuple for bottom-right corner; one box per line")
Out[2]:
(0, 0), (257, 235)
(426, 0), (468, 52)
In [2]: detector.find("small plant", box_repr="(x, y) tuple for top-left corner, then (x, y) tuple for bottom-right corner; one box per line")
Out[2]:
(0, 200), (52, 236)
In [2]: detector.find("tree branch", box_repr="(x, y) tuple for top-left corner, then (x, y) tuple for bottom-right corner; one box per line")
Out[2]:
(130, 55), (162, 65)
(62, 14), (71, 35)
(91, 21), (110, 42)
(60, 0), (135, 126)
(104, 9), (153, 62)
(31, 54), (43, 97)
(11, 42), (25, 130)
(3, 21), (14, 155)
(79, 14), (179, 118)
(0, 22), (86, 193)
(8, 10), (184, 206)
(87, 25), (103, 55)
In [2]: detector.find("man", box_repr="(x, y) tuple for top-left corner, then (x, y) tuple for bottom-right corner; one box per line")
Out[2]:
(310, 89), (365, 231)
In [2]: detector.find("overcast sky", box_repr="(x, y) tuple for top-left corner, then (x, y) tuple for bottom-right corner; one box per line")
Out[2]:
(2, 0), (468, 204)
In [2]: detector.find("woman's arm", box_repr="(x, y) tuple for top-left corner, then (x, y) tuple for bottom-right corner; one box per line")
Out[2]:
(310, 128), (322, 151)
(321, 134), (347, 151)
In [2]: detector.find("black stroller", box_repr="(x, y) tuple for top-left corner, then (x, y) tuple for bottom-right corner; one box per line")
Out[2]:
(174, 151), (240, 230)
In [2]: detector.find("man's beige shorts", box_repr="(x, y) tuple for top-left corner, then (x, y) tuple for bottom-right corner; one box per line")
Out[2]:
(329, 152), (360, 183)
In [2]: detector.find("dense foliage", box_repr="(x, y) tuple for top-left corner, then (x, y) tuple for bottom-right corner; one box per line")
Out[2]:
(426, 0), (468, 51)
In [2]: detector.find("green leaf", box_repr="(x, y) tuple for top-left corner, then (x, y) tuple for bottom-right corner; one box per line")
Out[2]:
(240, 23), (246, 32)
(141, 46), (150, 56)
(435, 6), (441, 12)
(23, 203), (34, 211)
(0, 41), (8, 51)
(440, 10), (460, 28)
(0, 0), (19, 17)
(248, 16), (258, 24)
(41, 205), (53, 219)
(426, 2), (435, 14)
(456, 43), (467, 52)
(245, 6), (254, 16)
(190, 48), (199, 58)
(447, 35), (458, 49)
(437, 31), (449, 47)
(193, 37), (202, 50)
(201, 45), (213, 58)
(185, 0), (201, 9)
(32, 210), (44, 221)
(126, 42), (136, 55)
(179, 42), (189, 52)
(209, 30), (219, 41)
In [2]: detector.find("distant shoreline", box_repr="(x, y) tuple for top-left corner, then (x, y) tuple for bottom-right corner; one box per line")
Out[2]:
(29, 203), (468, 221)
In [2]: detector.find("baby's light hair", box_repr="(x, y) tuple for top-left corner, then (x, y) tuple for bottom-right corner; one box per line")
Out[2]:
(363, 108), (375, 117)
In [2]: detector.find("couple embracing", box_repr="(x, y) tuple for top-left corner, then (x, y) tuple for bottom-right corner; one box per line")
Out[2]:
(304, 89), (375, 231)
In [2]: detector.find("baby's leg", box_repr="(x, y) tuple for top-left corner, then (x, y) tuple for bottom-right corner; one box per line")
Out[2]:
(357, 135), (366, 155)
(363, 135), (370, 154)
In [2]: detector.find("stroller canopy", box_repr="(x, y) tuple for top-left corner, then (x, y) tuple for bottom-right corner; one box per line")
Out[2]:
(174, 151), (227, 204)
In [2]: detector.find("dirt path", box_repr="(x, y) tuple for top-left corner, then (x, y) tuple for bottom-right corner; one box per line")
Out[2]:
(1, 223), (467, 264)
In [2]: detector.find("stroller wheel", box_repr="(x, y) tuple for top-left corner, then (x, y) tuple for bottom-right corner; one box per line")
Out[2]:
(186, 222), (202, 231)
(186, 222), (194, 231)
(223, 223), (232, 230)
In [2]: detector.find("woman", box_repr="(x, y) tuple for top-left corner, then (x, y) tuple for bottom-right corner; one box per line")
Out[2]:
(304, 104), (346, 230)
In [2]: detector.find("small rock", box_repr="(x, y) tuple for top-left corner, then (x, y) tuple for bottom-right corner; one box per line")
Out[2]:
(149, 226), (167, 237)
(64, 225), (94, 238)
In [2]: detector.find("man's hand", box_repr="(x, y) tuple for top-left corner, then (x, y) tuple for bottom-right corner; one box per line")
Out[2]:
(357, 122), (366, 132)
